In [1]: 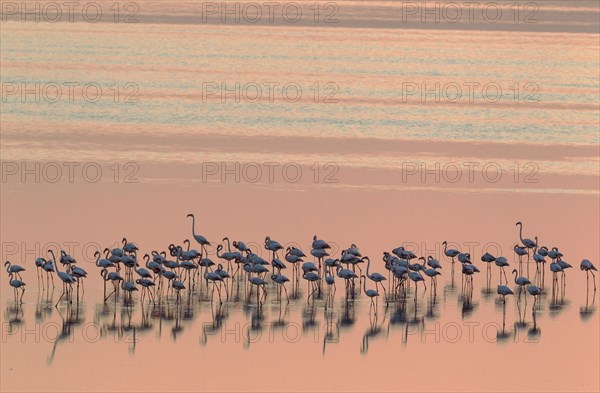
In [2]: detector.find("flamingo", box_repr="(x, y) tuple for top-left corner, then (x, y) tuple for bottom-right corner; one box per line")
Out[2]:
(134, 255), (153, 280)
(265, 236), (283, 259)
(216, 242), (240, 273)
(516, 222), (537, 248)
(48, 250), (76, 307)
(422, 264), (441, 292)
(461, 263), (479, 290)
(205, 269), (224, 303)
(336, 264), (358, 293)
(497, 285), (514, 303)
(527, 285), (542, 309)
(303, 271), (321, 299)
(324, 258), (338, 276)
(68, 265), (88, 296)
(580, 259), (597, 291)
(514, 244), (528, 263)
(288, 246), (306, 258)
(364, 256), (387, 299)
(458, 253), (471, 264)
(481, 252), (495, 286)
(8, 273), (26, 303)
(4, 261), (25, 280)
(95, 250), (115, 269)
(550, 261), (563, 291)
(302, 262), (318, 274)
(144, 254), (163, 277)
(271, 258), (286, 274)
(233, 240), (249, 253)
(249, 276), (268, 303)
(172, 280), (186, 301)
(42, 260), (55, 289)
(181, 239), (201, 260)
(442, 241), (460, 263)
(512, 269), (530, 299)
(557, 258), (572, 290)
(494, 257), (510, 285)
(311, 248), (330, 273)
(426, 256), (442, 270)
(285, 247), (304, 279)
(35, 257), (45, 283)
(101, 268), (123, 301)
(312, 236), (330, 250)
(122, 237), (139, 254)
(187, 213), (211, 256)
(59, 250), (76, 266)
(548, 247), (563, 262)
(120, 254), (136, 280)
(121, 280), (138, 300)
(136, 278), (156, 303)
(346, 244), (361, 257)
(271, 274), (290, 302)
(408, 271), (425, 297)
(532, 245), (546, 276)
(325, 274), (336, 294)
(360, 275), (379, 315)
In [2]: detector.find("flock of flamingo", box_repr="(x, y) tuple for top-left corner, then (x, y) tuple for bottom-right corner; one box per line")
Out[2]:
(5, 216), (598, 320)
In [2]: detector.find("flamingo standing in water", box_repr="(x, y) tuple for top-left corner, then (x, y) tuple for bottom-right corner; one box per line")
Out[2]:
(515, 221), (537, 250)
(42, 260), (55, 289)
(527, 285), (542, 309)
(265, 236), (283, 259)
(48, 250), (76, 307)
(364, 256), (387, 300)
(514, 244), (528, 273)
(303, 271), (321, 300)
(494, 257), (510, 285)
(516, 221), (537, 275)
(481, 252), (496, 288)
(35, 258), (45, 284)
(422, 264), (441, 293)
(122, 238), (139, 254)
(512, 269), (530, 301)
(271, 273), (290, 302)
(285, 247), (304, 280)
(249, 276), (267, 303)
(408, 270), (425, 297)
(442, 241), (460, 264)
(8, 272), (26, 303)
(427, 256), (442, 270)
(187, 213), (211, 256)
(101, 268), (123, 301)
(497, 285), (513, 303)
(360, 275), (379, 315)
(580, 259), (597, 291)
(4, 261), (25, 280)
(312, 236), (330, 251)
